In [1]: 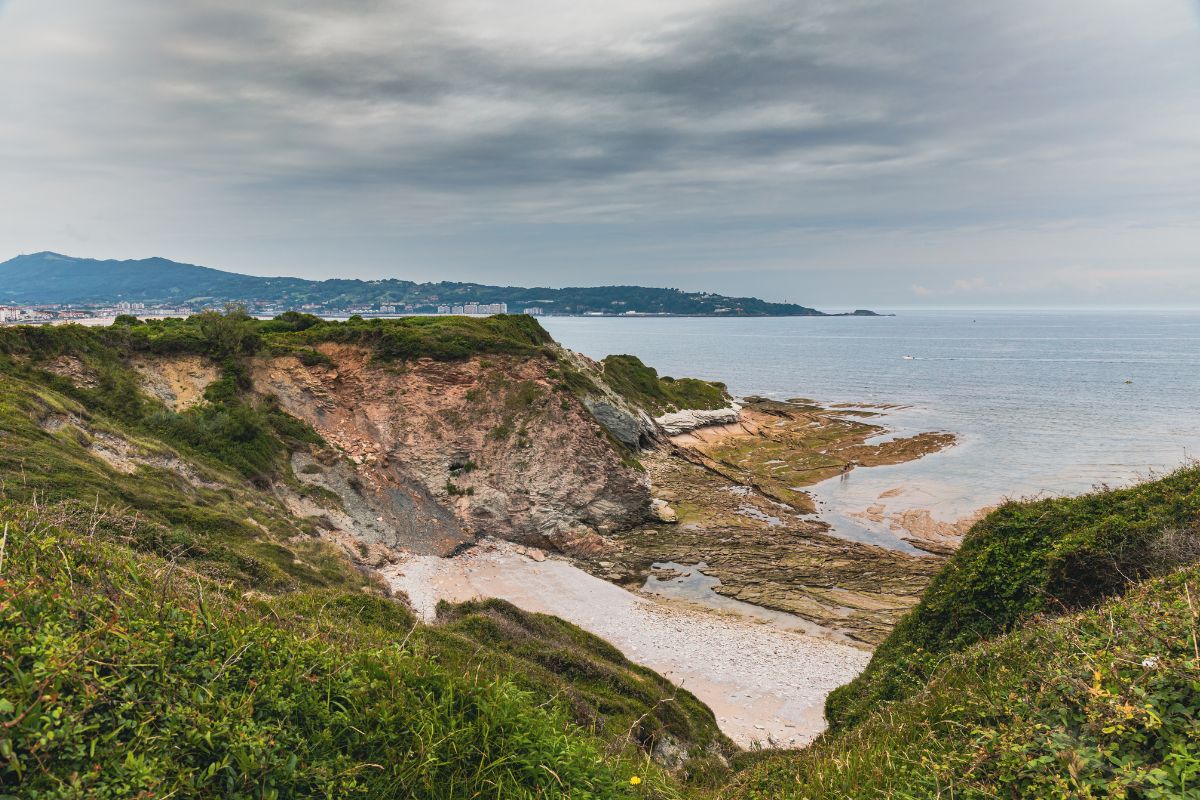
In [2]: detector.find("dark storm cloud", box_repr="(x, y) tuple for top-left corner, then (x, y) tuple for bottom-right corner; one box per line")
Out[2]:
(0, 0), (1197, 305)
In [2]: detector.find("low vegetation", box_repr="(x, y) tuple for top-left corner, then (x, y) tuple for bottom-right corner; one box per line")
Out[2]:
(0, 505), (690, 799)
(601, 355), (729, 415)
(274, 311), (554, 361)
(721, 467), (1200, 798)
(2, 313), (1198, 798)
(827, 467), (1200, 731)
(725, 565), (1200, 798)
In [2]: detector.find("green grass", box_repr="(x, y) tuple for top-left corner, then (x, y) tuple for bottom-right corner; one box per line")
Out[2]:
(600, 355), (729, 416)
(0, 313), (321, 484)
(827, 467), (1200, 732)
(0, 316), (732, 797)
(716, 468), (1200, 798)
(723, 565), (1200, 799)
(428, 600), (730, 772)
(0, 366), (363, 594)
(275, 313), (554, 362)
(0, 505), (683, 800)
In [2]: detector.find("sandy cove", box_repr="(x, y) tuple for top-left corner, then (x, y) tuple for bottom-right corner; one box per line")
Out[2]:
(383, 539), (870, 749)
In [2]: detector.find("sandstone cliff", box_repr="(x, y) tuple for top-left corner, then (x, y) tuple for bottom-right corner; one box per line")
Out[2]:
(249, 343), (652, 556)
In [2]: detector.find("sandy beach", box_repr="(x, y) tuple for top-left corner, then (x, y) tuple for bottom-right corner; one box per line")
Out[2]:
(383, 539), (870, 749)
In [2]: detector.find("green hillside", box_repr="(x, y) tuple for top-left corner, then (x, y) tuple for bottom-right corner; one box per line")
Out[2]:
(600, 354), (730, 415)
(725, 563), (1200, 798)
(0, 314), (730, 799)
(724, 468), (1200, 799)
(0, 252), (833, 315)
(0, 312), (1197, 798)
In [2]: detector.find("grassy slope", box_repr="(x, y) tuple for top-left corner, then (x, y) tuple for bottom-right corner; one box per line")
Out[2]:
(0, 315), (731, 797)
(721, 469), (1200, 799)
(0, 506), (682, 799)
(0, 345), (358, 594)
(827, 468), (1200, 731)
(600, 355), (729, 416)
(725, 566), (1200, 798)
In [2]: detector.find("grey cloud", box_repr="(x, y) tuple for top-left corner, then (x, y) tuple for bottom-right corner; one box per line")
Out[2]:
(0, 0), (1197, 305)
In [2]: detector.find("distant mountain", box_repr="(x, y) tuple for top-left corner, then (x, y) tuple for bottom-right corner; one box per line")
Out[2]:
(0, 252), (864, 316)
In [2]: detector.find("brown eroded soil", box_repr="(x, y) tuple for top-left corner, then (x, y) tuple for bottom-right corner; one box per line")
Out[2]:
(251, 345), (650, 556)
(131, 355), (221, 411)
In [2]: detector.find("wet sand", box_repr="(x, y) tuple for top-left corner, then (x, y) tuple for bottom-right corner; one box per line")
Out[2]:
(383, 540), (870, 749)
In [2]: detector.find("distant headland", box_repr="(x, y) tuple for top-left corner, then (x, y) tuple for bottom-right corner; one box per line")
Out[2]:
(0, 252), (883, 319)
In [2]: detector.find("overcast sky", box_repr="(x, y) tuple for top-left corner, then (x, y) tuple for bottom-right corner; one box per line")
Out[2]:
(1, 1), (1198, 307)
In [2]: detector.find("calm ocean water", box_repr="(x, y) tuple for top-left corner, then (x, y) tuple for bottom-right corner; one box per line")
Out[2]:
(541, 311), (1200, 548)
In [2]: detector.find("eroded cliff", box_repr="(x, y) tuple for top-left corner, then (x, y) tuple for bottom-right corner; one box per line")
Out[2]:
(249, 343), (653, 556)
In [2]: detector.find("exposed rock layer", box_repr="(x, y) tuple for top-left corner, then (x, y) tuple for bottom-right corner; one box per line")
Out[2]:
(131, 355), (220, 411)
(655, 404), (741, 436)
(251, 345), (651, 556)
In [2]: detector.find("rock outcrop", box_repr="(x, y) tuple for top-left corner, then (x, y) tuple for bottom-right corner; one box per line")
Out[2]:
(41, 355), (99, 389)
(251, 344), (652, 556)
(553, 346), (660, 449)
(132, 355), (220, 411)
(655, 404), (741, 436)
(582, 398), (657, 448)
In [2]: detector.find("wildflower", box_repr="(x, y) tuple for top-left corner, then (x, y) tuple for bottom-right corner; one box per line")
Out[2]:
(1141, 656), (1158, 669)
(629, 775), (642, 786)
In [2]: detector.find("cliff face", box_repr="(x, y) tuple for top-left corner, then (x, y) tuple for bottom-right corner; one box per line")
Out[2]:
(250, 343), (652, 556)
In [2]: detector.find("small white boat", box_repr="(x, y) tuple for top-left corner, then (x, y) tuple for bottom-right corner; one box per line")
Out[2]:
(901, 355), (915, 360)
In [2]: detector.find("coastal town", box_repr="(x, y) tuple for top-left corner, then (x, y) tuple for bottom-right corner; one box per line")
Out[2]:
(0, 300), (553, 325)
(0, 296), (735, 325)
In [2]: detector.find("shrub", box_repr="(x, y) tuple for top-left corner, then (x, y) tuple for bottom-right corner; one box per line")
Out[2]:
(444, 479), (474, 497)
(600, 355), (728, 415)
(275, 314), (553, 363)
(295, 347), (333, 367)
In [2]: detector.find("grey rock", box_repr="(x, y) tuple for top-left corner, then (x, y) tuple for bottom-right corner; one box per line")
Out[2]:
(655, 404), (742, 436)
(582, 397), (656, 448)
(649, 498), (679, 523)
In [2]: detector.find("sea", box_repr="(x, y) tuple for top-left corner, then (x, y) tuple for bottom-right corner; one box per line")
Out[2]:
(540, 310), (1200, 551)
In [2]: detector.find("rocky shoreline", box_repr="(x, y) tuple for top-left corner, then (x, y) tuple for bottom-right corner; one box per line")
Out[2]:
(560, 396), (961, 645)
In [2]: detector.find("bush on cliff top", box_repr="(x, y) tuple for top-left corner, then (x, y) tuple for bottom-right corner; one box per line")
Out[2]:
(0, 310), (554, 367)
(278, 313), (553, 361)
(601, 355), (729, 415)
(826, 466), (1200, 732)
